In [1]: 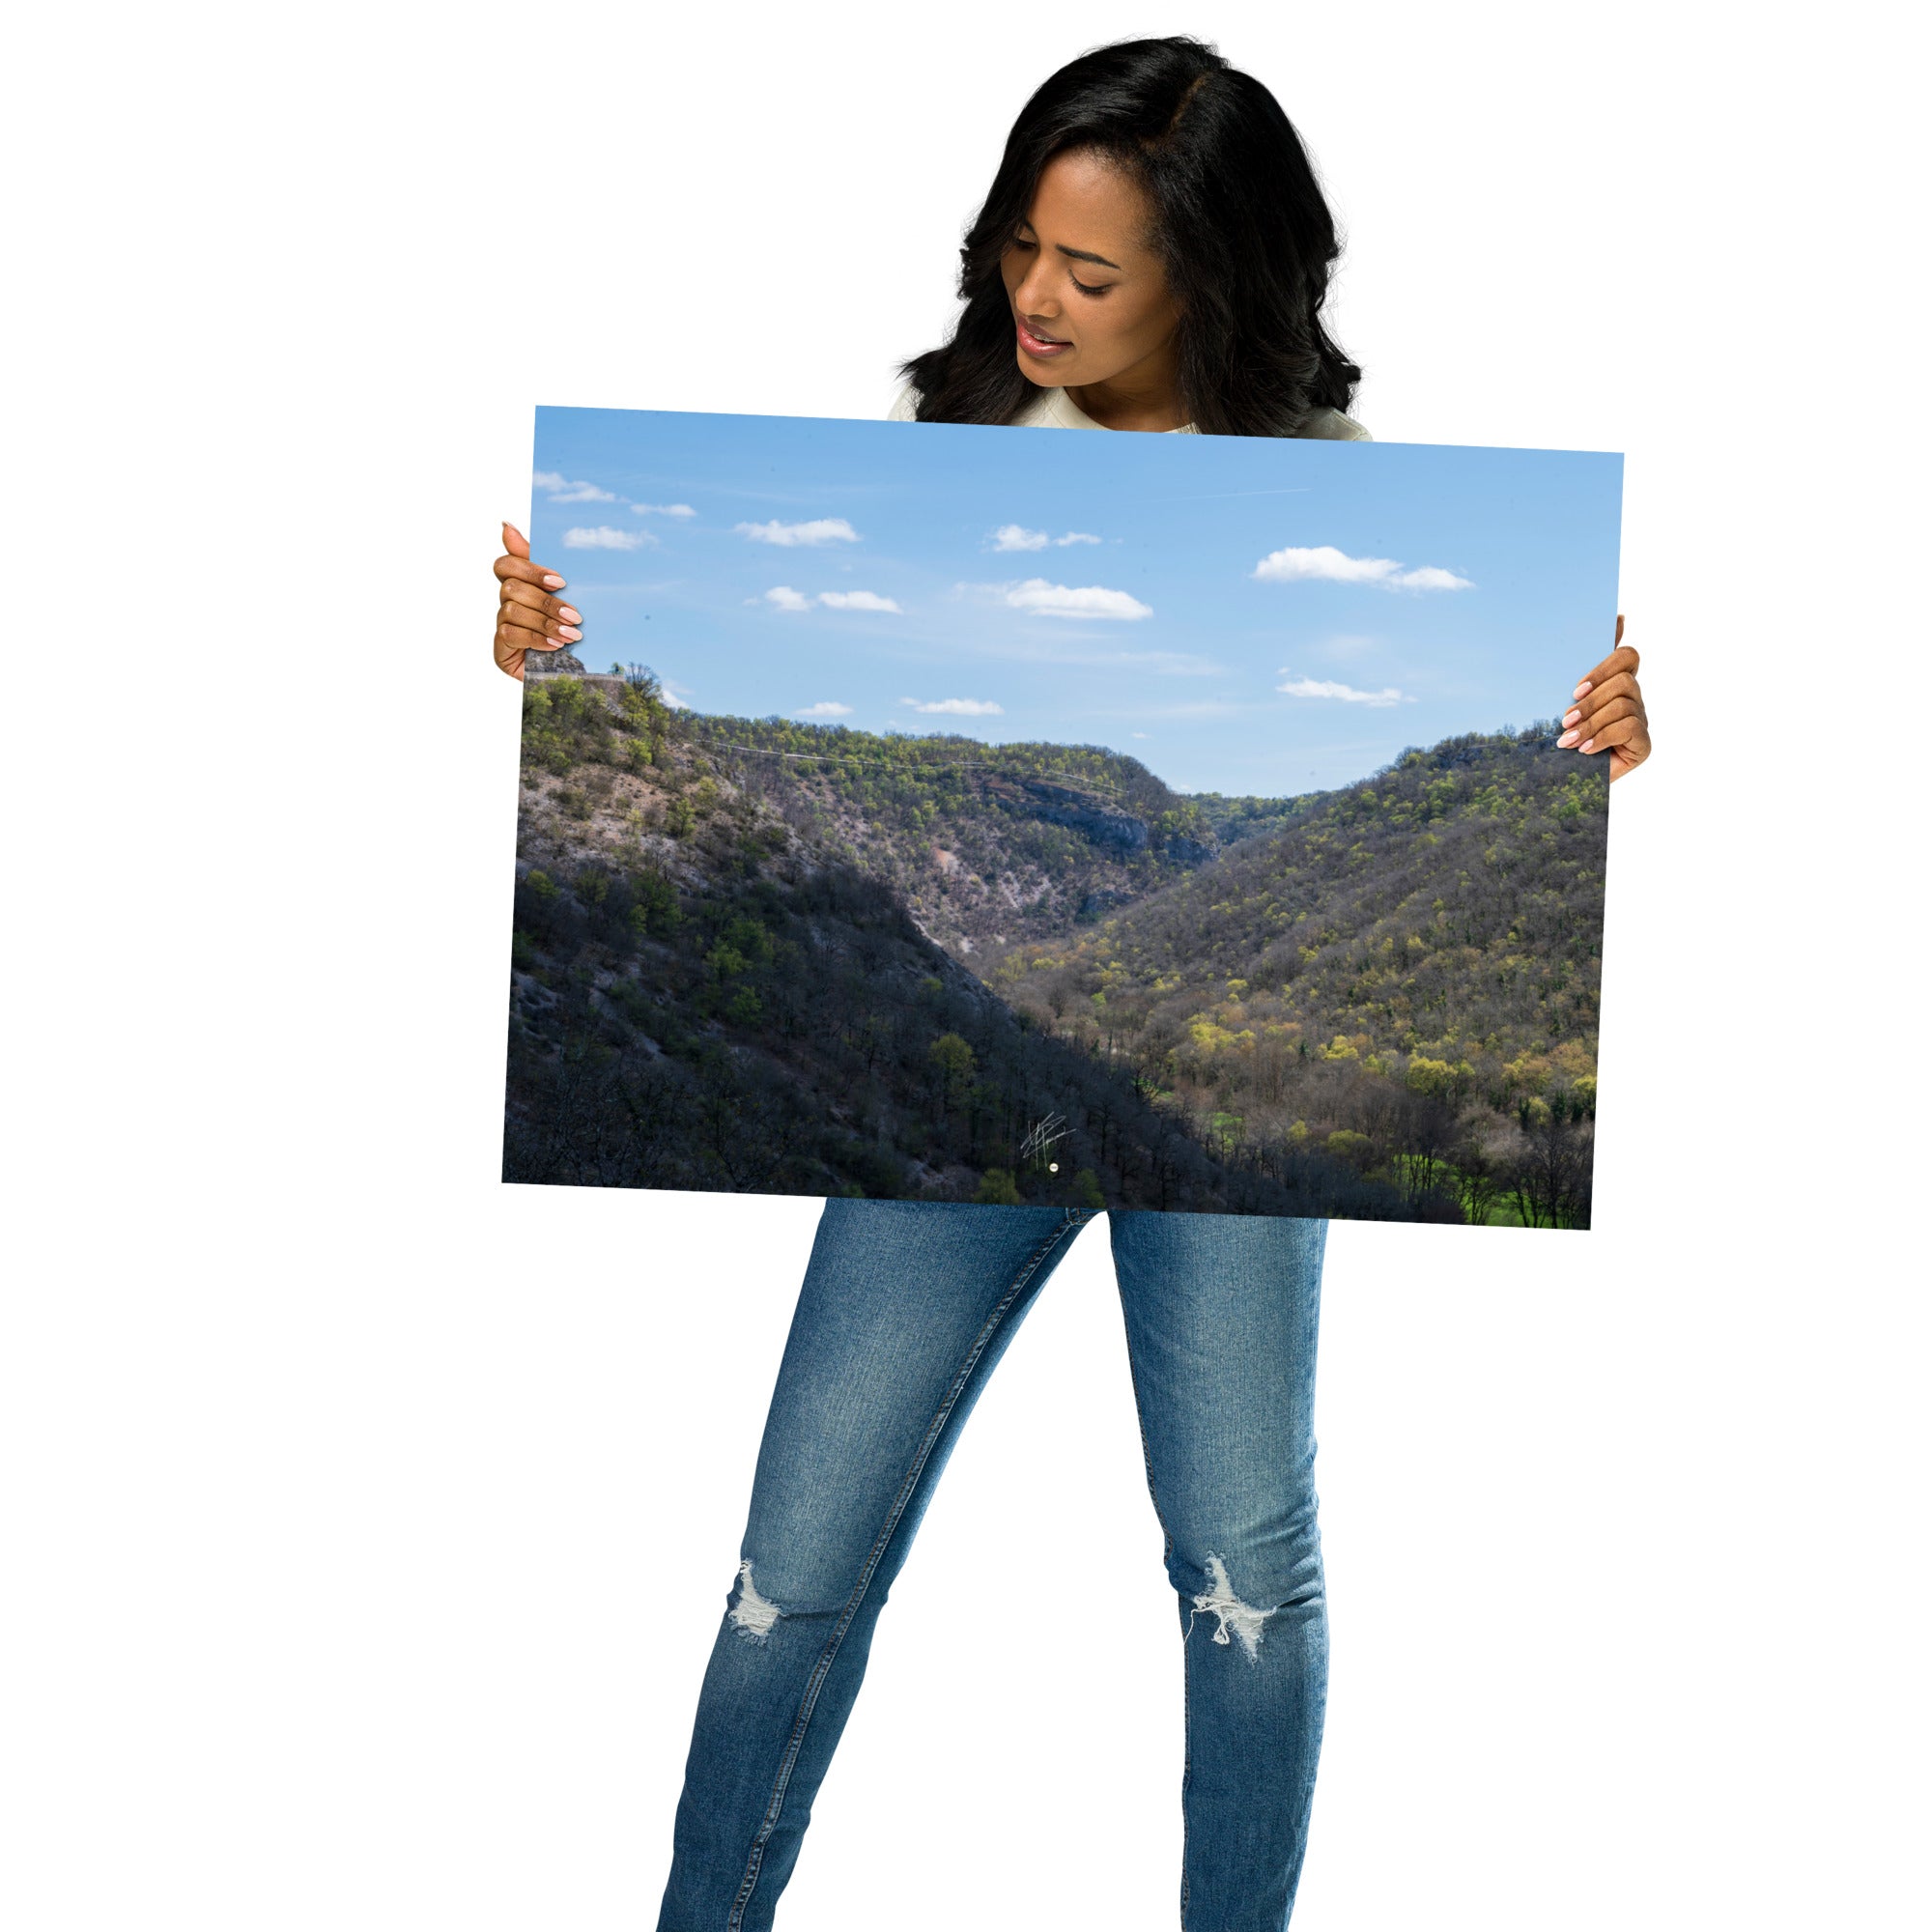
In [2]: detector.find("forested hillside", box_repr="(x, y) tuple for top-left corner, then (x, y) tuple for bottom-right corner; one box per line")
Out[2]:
(504, 668), (1605, 1226)
(503, 668), (1427, 1218)
(989, 733), (1606, 1227)
(676, 714), (1219, 956)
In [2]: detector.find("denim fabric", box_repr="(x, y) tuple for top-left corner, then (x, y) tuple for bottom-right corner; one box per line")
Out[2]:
(656, 1200), (1328, 1932)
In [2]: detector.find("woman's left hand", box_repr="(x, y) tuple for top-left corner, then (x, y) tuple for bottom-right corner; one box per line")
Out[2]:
(1559, 615), (1650, 780)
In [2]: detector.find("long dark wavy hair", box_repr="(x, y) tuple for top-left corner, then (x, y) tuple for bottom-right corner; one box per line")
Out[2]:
(899, 37), (1360, 438)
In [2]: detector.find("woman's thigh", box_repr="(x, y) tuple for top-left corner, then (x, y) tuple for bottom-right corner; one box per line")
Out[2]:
(1105, 1211), (1327, 1603)
(736, 1199), (1094, 1611)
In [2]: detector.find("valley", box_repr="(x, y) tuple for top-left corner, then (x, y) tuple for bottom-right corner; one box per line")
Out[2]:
(503, 661), (1604, 1227)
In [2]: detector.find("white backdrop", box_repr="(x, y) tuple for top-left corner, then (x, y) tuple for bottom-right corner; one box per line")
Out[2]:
(5, 4), (1925, 1928)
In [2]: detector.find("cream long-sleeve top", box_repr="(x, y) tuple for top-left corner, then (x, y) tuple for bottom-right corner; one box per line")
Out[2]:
(888, 380), (1371, 439)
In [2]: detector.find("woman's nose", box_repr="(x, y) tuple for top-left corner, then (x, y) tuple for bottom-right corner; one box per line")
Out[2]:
(1013, 262), (1060, 321)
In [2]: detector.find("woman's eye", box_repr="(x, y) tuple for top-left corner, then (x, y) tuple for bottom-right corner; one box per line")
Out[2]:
(1070, 276), (1111, 297)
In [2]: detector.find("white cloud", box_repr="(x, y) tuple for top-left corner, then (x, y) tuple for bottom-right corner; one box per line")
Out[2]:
(816, 589), (900, 612)
(1131, 731), (1151, 739)
(660, 682), (691, 710)
(756, 585), (900, 612)
(1253, 545), (1399, 583)
(535, 470), (616, 504)
(1388, 565), (1473, 591)
(794, 701), (852, 718)
(989, 525), (1104, 552)
(901, 697), (1004, 716)
(1275, 674), (1407, 706)
(736, 517), (860, 546)
(630, 501), (696, 518)
(1005, 578), (1152, 621)
(563, 526), (656, 550)
(1252, 544), (1472, 591)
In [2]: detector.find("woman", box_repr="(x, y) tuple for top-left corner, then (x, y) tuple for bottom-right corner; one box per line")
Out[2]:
(491, 38), (1650, 1932)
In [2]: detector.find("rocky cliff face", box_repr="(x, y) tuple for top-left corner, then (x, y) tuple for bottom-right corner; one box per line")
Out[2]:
(667, 720), (1222, 959)
(1004, 778), (1151, 853)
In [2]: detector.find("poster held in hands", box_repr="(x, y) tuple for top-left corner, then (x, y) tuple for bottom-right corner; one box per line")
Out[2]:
(505, 406), (1622, 1230)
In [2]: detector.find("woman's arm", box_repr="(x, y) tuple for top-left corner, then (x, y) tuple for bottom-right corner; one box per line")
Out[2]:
(492, 522), (582, 681)
(1562, 615), (1651, 780)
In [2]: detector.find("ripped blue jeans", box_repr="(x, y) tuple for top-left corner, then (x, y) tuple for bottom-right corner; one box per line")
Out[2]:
(656, 1200), (1328, 1932)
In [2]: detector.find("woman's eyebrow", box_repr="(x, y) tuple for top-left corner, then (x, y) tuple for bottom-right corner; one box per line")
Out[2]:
(1056, 243), (1122, 270)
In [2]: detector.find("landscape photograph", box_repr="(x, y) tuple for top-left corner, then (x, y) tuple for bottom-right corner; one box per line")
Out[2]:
(504, 407), (1623, 1229)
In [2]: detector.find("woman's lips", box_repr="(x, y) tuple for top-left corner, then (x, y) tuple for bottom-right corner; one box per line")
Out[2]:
(1016, 316), (1072, 358)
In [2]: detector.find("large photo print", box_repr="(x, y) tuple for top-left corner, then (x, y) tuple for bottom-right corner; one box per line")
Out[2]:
(505, 407), (1621, 1227)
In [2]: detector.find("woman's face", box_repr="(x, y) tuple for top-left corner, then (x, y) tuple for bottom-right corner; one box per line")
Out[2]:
(999, 148), (1180, 392)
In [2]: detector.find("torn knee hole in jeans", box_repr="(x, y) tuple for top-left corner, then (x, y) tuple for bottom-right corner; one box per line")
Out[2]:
(1189, 1555), (1272, 1662)
(728, 1560), (784, 1641)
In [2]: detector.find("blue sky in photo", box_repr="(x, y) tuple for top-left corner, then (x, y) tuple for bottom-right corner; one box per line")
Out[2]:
(530, 406), (1623, 797)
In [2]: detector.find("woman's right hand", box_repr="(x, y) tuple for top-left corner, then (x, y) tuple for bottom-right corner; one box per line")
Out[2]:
(492, 522), (582, 681)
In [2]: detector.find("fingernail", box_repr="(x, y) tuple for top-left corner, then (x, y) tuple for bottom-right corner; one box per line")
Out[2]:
(543, 574), (565, 588)
(1573, 681), (1591, 698)
(558, 605), (581, 623)
(557, 625), (582, 640)
(1562, 708), (1580, 725)
(1579, 738), (1595, 753)
(1558, 729), (1578, 747)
